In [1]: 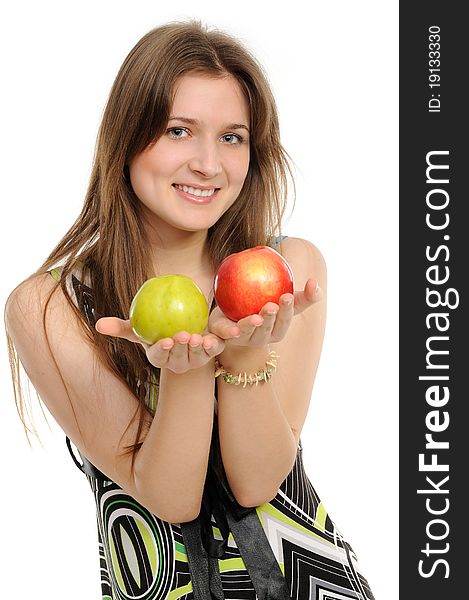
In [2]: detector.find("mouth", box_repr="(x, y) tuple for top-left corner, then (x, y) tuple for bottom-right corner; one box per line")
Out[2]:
(172, 183), (220, 204)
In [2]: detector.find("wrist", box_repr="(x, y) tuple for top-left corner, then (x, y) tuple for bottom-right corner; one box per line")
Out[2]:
(215, 345), (279, 388)
(218, 344), (270, 370)
(161, 356), (216, 376)
(216, 344), (270, 366)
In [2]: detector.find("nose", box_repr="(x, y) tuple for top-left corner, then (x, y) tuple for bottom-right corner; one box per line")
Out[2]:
(188, 139), (222, 179)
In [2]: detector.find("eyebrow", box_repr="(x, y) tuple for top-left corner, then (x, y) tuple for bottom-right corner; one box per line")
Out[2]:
(168, 116), (250, 133)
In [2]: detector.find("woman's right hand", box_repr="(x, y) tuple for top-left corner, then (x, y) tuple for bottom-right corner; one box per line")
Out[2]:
(95, 317), (230, 374)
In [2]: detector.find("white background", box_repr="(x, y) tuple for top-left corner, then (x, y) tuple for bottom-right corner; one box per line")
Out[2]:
(0, 1), (398, 598)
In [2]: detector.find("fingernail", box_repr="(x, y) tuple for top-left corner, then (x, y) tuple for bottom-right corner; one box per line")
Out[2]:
(284, 298), (293, 306)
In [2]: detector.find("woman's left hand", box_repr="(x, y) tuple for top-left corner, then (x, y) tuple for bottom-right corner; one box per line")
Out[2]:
(208, 278), (322, 348)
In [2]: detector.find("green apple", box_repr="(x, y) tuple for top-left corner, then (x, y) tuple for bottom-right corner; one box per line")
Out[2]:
(129, 274), (209, 344)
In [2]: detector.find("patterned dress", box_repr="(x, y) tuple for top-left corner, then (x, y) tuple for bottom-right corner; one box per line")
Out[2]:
(49, 237), (375, 600)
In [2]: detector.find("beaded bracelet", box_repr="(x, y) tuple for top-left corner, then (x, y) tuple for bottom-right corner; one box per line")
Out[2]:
(214, 350), (279, 388)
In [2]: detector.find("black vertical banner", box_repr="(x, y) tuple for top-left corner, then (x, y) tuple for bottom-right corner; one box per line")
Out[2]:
(400, 2), (466, 597)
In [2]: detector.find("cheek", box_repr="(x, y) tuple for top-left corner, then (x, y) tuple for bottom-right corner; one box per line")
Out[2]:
(128, 160), (144, 198)
(129, 150), (175, 193)
(229, 151), (250, 186)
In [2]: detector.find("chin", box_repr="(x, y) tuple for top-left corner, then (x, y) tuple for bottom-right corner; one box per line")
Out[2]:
(177, 209), (230, 231)
(172, 217), (218, 233)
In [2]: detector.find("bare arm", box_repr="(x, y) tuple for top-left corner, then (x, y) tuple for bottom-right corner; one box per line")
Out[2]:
(5, 273), (217, 523)
(212, 238), (327, 507)
(133, 363), (215, 521)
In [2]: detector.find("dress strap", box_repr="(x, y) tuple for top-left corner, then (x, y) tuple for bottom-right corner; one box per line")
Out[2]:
(271, 234), (288, 248)
(65, 436), (86, 473)
(65, 437), (109, 480)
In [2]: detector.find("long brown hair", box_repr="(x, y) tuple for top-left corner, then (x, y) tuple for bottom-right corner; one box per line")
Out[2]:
(5, 19), (295, 470)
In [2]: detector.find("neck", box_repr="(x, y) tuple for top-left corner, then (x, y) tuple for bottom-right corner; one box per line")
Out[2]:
(150, 233), (216, 309)
(146, 226), (212, 278)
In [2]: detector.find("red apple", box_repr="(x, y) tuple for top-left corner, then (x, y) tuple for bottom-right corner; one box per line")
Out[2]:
(213, 245), (294, 321)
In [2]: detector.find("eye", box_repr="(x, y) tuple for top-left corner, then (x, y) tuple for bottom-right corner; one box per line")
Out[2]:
(221, 133), (244, 145)
(167, 127), (189, 139)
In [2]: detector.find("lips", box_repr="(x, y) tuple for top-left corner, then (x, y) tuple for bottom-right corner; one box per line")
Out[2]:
(173, 183), (215, 198)
(172, 183), (220, 204)
(172, 183), (220, 196)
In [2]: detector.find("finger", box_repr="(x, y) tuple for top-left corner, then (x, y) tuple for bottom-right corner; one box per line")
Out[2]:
(249, 303), (278, 345)
(188, 333), (204, 349)
(170, 331), (191, 364)
(228, 313), (263, 343)
(145, 338), (173, 367)
(271, 295), (294, 340)
(95, 317), (143, 344)
(188, 333), (206, 363)
(202, 334), (225, 357)
(293, 279), (323, 315)
(210, 316), (241, 340)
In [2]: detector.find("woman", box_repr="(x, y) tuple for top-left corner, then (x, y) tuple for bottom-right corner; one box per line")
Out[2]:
(5, 20), (375, 600)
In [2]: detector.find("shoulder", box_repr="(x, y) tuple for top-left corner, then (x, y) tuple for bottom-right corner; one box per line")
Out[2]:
(5, 271), (85, 348)
(5, 272), (57, 323)
(6, 261), (90, 320)
(279, 236), (325, 263)
(277, 236), (327, 291)
(4, 272), (88, 412)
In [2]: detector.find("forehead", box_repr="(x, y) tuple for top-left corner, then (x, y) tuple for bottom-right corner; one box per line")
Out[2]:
(170, 73), (249, 122)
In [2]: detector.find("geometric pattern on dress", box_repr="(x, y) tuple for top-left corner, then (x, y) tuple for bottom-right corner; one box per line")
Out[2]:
(282, 538), (370, 600)
(95, 485), (176, 600)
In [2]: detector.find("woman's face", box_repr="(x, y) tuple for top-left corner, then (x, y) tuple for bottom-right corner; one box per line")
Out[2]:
(129, 73), (250, 236)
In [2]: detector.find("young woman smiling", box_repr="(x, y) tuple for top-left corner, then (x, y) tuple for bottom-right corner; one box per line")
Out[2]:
(5, 20), (375, 600)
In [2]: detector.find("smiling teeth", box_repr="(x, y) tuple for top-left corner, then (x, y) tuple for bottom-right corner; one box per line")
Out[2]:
(174, 184), (215, 197)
